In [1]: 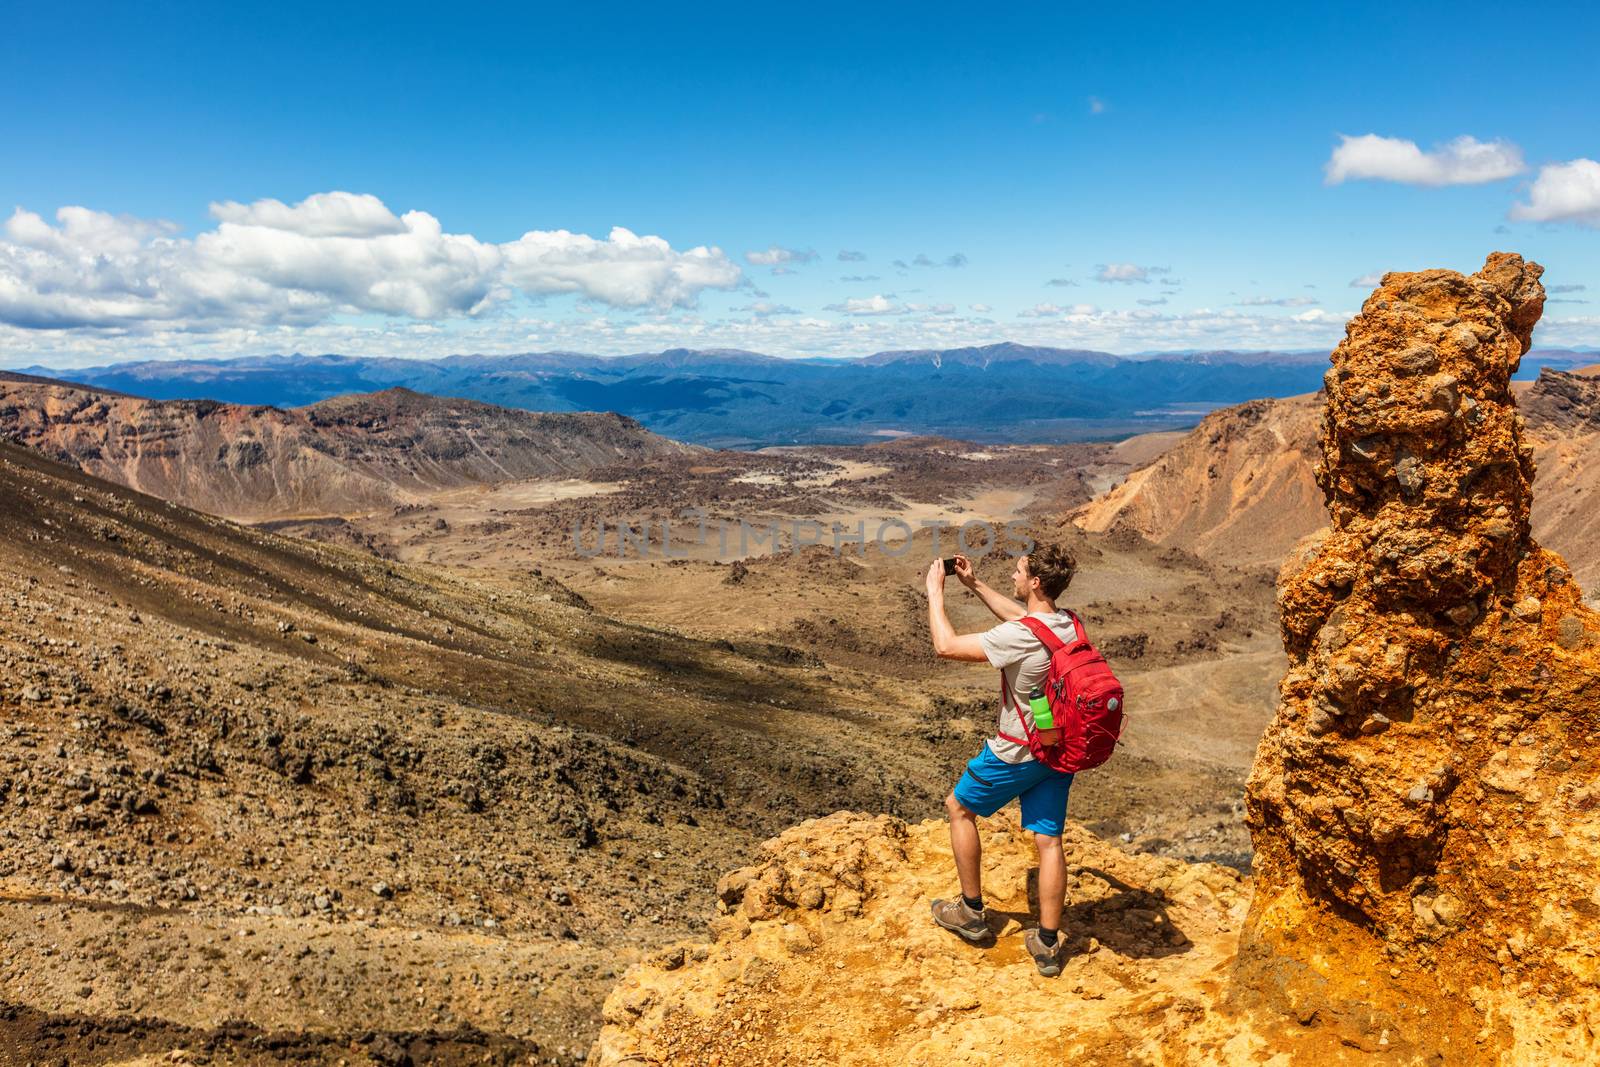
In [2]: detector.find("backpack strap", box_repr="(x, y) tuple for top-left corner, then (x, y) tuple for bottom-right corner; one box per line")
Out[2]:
(996, 670), (1032, 747)
(1064, 609), (1091, 645)
(1017, 615), (1066, 653)
(1019, 611), (1088, 653)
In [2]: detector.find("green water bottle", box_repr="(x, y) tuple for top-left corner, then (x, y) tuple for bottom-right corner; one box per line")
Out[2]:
(1028, 687), (1055, 730)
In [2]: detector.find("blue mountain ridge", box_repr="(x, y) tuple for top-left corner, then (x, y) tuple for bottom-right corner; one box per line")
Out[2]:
(11, 342), (1594, 449)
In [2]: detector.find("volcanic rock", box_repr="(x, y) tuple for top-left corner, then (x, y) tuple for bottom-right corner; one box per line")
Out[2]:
(1242, 253), (1600, 1062)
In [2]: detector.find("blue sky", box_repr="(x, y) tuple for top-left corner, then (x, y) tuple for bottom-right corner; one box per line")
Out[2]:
(4, 0), (1599, 365)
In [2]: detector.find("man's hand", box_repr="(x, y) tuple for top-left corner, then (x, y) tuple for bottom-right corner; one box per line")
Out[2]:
(952, 553), (977, 588)
(925, 558), (990, 661)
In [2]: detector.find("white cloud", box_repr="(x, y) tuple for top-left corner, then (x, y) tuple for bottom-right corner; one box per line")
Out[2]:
(1018, 302), (1097, 318)
(1237, 295), (1319, 307)
(208, 191), (408, 238)
(0, 193), (743, 332)
(1046, 278), (1078, 287)
(1324, 134), (1525, 187)
(735, 300), (801, 317)
(199, 206), (503, 319)
(837, 249), (867, 262)
(826, 294), (907, 316)
(969, 303), (992, 313)
(502, 225), (742, 308)
(1348, 272), (1385, 288)
(1510, 159), (1600, 227)
(1095, 263), (1169, 284)
(1088, 96), (1106, 115)
(745, 244), (818, 266)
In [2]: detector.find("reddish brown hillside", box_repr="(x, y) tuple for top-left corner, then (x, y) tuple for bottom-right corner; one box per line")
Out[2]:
(0, 374), (703, 520)
(1075, 367), (1600, 591)
(1073, 392), (1324, 567)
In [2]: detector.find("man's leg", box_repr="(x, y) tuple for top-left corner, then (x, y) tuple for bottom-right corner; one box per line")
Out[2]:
(932, 754), (1011, 942)
(1018, 770), (1073, 975)
(944, 792), (983, 901)
(1034, 832), (1066, 931)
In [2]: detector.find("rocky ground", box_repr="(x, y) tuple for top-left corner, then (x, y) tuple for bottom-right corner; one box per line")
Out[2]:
(590, 811), (1263, 1067)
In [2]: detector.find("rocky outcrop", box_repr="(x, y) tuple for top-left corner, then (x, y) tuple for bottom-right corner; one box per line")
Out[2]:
(1243, 253), (1600, 1062)
(0, 376), (703, 519)
(590, 812), (1255, 1066)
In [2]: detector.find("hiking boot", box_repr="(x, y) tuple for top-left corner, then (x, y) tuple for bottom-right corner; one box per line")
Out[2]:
(1024, 928), (1066, 976)
(930, 897), (990, 942)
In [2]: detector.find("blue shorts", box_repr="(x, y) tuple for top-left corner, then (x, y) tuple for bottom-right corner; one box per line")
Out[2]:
(952, 745), (1074, 836)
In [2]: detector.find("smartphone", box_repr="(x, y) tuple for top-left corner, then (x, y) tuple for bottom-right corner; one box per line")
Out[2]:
(943, 557), (958, 576)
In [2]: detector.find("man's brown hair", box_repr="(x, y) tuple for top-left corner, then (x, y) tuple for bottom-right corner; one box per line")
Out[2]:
(1023, 542), (1078, 600)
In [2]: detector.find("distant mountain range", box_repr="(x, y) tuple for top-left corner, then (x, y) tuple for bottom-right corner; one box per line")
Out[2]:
(11, 343), (1597, 448)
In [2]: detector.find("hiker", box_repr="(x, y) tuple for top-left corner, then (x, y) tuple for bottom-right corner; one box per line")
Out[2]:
(922, 544), (1081, 977)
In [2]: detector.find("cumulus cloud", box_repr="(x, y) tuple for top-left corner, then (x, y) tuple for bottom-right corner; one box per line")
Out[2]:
(735, 300), (802, 317)
(1018, 302), (1096, 318)
(1237, 295), (1319, 307)
(1348, 272), (1385, 288)
(502, 226), (743, 308)
(208, 191), (408, 238)
(1095, 263), (1170, 284)
(837, 249), (867, 262)
(1510, 159), (1600, 226)
(745, 244), (818, 266)
(969, 303), (992, 313)
(826, 294), (908, 316)
(0, 192), (743, 332)
(1324, 134), (1525, 187)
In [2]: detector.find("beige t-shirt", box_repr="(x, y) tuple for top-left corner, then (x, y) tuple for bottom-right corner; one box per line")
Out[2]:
(978, 609), (1079, 764)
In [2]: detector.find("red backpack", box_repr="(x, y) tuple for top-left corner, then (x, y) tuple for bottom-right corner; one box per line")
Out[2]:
(995, 611), (1124, 774)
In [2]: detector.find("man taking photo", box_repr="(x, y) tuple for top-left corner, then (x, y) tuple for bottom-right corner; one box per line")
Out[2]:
(922, 543), (1081, 977)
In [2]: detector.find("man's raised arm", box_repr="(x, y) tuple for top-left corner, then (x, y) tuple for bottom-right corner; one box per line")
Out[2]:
(953, 555), (1026, 622)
